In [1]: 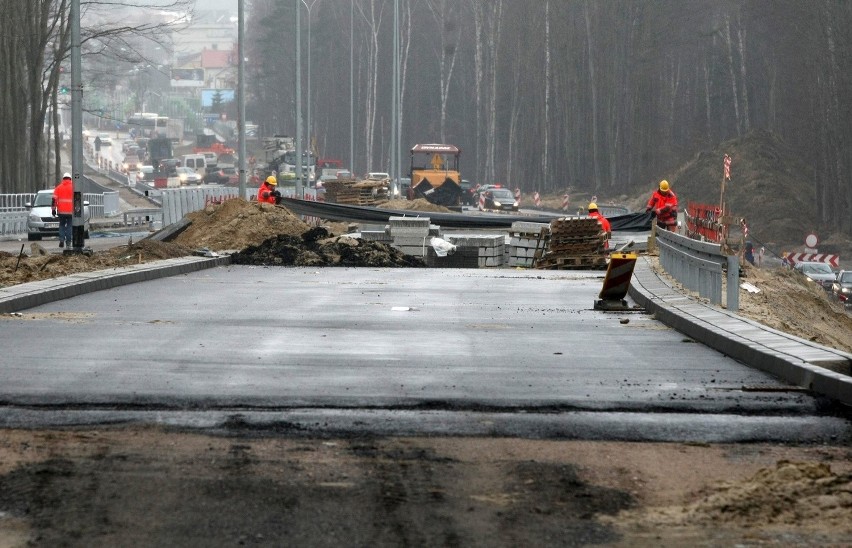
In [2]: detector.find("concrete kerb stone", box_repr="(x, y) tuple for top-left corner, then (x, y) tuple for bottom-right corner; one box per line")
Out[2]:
(628, 255), (852, 407)
(0, 255), (231, 314)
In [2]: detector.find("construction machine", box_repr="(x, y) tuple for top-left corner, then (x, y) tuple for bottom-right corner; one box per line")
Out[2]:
(409, 143), (462, 206)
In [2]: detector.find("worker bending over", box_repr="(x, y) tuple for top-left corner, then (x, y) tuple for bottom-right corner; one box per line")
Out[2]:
(646, 180), (678, 231)
(257, 175), (281, 204)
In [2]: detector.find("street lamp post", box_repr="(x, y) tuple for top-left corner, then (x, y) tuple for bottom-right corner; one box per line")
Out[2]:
(302, 0), (318, 185)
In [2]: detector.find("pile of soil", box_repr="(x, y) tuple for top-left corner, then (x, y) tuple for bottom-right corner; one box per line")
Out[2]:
(171, 198), (310, 251)
(231, 226), (425, 268)
(379, 198), (453, 212)
(0, 240), (194, 288)
(612, 460), (852, 532)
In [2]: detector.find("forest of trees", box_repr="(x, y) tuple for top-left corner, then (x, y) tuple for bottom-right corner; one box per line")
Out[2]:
(1, 1), (849, 237)
(247, 0), (851, 235)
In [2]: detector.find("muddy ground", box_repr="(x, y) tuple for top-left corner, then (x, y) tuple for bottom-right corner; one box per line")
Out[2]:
(0, 429), (851, 547)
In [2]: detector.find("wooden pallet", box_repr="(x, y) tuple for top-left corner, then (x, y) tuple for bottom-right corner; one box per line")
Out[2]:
(535, 255), (608, 270)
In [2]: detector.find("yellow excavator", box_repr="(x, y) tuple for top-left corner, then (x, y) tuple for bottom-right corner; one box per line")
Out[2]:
(408, 143), (462, 206)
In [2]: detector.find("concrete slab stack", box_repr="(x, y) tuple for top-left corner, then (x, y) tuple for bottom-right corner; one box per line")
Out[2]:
(508, 221), (551, 267)
(388, 216), (438, 257)
(444, 234), (505, 268)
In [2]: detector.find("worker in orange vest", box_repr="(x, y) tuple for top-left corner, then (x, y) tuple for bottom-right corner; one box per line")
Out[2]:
(257, 175), (281, 204)
(587, 202), (611, 249)
(646, 179), (678, 231)
(52, 173), (74, 248)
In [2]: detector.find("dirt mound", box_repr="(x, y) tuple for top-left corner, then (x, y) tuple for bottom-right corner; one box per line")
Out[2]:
(614, 460), (852, 531)
(231, 226), (425, 268)
(172, 198), (310, 251)
(378, 198), (453, 213)
(0, 240), (194, 288)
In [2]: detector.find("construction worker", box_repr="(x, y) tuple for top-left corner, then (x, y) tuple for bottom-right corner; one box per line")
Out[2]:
(257, 175), (281, 204)
(587, 202), (611, 238)
(52, 173), (74, 248)
(646, 179), (678, 231)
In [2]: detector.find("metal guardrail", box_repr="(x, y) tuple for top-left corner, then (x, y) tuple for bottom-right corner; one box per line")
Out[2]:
(655, 226), (740, 311)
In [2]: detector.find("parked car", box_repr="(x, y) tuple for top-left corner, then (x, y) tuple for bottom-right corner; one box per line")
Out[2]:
(479, 187), (519, 212)
(175, 166), (203, 185)
(831, 270), (852, 306)
(793, 261), (835, 290)
(26, 189), (90, 241)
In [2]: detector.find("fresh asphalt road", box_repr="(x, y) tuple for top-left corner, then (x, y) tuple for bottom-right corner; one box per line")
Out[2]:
(1, 266), (850, 442)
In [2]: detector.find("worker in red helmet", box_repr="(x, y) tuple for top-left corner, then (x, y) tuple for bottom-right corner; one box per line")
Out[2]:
(52, 173), (74, 248)
(257, 175), (281, 204)
(646, 179), (678, 231)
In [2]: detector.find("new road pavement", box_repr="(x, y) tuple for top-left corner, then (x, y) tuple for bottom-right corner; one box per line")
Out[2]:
(1, 259), (850, 443)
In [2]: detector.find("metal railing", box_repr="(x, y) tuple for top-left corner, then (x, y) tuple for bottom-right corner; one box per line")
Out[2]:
(655, 226), (740, 311)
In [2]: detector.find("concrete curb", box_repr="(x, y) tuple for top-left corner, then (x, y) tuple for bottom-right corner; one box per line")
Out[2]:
(0, 255), (231, 314)
(628, 255), (852, 407)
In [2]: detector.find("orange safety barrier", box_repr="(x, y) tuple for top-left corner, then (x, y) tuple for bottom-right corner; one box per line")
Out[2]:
(686, 202), (723, 243)
(594, 252), (637, 310)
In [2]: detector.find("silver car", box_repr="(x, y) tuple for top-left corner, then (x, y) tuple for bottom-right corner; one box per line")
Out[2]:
(26, 189), (90, 241)
(793, 261), (835, 290)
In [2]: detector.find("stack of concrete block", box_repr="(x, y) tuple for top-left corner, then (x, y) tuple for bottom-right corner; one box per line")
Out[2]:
(359, 223), (393, 243)
(445, 234), (505, 268)
(508, 221), (551, 267)
(388, 216), (440, 257)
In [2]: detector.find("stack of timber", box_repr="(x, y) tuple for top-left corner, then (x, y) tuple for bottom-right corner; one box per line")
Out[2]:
(535, 217), (607, 270)
(323, 179), (389, 206)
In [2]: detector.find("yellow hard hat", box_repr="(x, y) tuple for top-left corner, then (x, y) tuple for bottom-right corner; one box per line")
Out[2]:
(659, 180), (670, 192)
(588, 202), (598, 211)
(266, 175), (278, 186)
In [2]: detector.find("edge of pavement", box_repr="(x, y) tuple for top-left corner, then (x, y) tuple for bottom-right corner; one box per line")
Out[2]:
(0, 255), (231, 314)
(629, 255), (852, 408)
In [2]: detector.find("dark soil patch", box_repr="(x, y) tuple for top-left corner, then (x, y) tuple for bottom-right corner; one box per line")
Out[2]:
(231, 226), (426, 268)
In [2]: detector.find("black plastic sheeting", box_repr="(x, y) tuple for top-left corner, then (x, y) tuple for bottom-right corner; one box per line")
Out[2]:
(279, 197), (652, 232)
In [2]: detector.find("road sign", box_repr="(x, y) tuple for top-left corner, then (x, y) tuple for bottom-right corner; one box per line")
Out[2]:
(805, 233), (819, 248)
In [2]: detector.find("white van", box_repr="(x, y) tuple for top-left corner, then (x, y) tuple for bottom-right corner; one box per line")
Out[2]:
(182, 154), (207, 177)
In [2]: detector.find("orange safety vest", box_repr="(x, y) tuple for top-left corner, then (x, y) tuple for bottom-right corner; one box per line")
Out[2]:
(646, 189), (678, 226)
(53, 179), (74, 214)
(588, 210), (611, 234)
(257, 182), (277, 204)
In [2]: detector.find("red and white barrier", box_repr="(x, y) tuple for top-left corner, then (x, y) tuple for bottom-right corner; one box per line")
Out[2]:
(478, 193), (486, 210)
(533, 191), (541, 208)
(514, 188), (521, 206)
(561, 194), (570, 211)
(785, 253), (839, 267)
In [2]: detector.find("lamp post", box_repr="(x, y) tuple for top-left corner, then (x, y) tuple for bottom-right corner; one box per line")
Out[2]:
(301, 0), (318, 184)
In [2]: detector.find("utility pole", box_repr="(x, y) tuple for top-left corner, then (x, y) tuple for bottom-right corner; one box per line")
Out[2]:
(69, 0), (87, 253)
(294, 0), (303, 198)
(238, 0), (247, 198)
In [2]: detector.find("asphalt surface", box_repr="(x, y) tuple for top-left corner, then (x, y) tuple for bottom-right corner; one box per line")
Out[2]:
(1, 263), (850, 443)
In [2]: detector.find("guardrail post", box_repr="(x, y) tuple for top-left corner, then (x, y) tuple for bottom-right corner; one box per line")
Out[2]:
(726, 255), (739, 311)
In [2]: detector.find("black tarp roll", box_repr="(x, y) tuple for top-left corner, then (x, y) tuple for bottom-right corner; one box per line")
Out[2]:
(278, 197), (652, 232)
